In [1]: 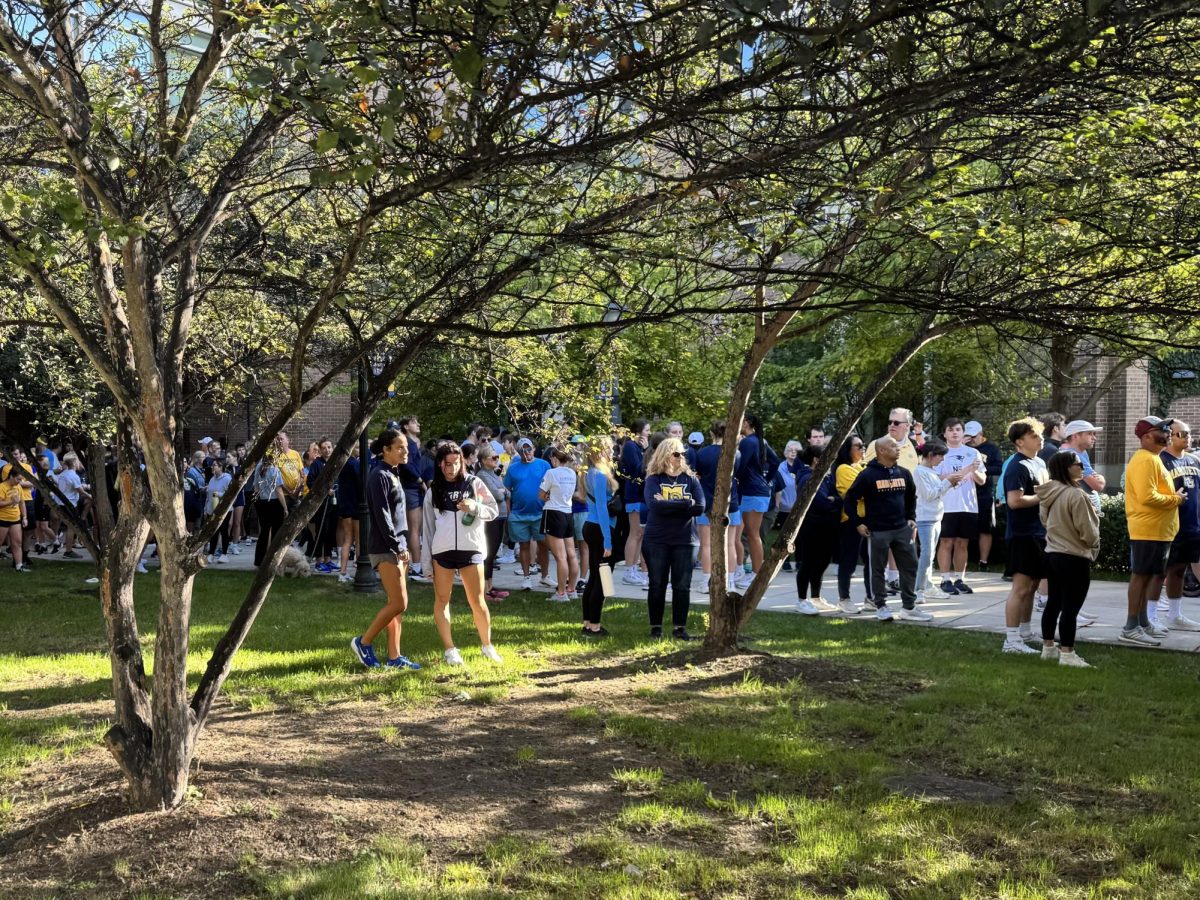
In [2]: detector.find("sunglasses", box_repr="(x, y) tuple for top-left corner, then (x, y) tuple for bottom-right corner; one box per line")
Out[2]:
(670, 451), (685, 459)
(1173, 432), (1191, 438)
(888, 420), (910, 427)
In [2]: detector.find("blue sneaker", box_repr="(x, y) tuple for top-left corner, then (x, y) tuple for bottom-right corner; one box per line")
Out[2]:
(385, 655), (423, 670)
(351, 636), (380, 668)
(318, 562), (336, 573)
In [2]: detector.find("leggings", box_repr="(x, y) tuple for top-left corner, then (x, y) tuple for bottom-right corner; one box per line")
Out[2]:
(207, 514), (230, 556)
(484, 517), (506, 580)
(254, 498), (287, 566)
(582, 521), (612, 624)
(836, 523), (873, 602)
(1042, 552), (1091, 647)
(795, 518), (837, 600)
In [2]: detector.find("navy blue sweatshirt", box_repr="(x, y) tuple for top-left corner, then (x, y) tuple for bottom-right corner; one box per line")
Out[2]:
(842, 460), (916, 532)
(367, 464), (409, 555)
(642, 473), (705, 546)
(734, 434), (771, 498)
(620, 440), (646, 502)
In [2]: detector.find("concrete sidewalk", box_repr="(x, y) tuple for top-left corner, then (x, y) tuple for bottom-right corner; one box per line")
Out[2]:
(34, 541), (1200, 653)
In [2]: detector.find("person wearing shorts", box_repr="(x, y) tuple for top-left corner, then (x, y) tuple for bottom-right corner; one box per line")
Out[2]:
(351, 427), (422, 671)
(421, 441), (502, 665)
(1122, 416), (1186, 646)
(1150, 422), (1200, 632)
(934, 418), (986, 594)
(620, 419), (651, 585)
(505, 437), (550, 590)
(694, 421), (742, 594)
(1000, 417), (1048, 654)
(539, 448), (580, 602)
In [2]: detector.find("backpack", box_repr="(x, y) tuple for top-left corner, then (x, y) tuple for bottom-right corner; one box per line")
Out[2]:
(254, 463), (280, 501)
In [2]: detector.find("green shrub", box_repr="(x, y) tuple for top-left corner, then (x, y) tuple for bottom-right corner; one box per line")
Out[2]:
(1097, 494), (1129, 574)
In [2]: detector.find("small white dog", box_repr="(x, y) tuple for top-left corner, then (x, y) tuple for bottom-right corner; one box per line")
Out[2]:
(277, 545), (312, 578)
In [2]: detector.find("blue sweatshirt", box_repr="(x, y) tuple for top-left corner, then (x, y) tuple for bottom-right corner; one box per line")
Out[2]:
(642, 473), (704, 546)
(734, 434), (770, 498)
(620, 440), (645, 502)
(695, 444), (740, 514)
(367, 464), (408, 555)
(584, 467), (614, 551)
(399, 437), (424, 490)
(842, 460), (916, 532)
(1162, 450), (1200, 536)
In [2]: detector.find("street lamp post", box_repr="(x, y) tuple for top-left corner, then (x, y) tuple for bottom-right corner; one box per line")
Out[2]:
(353, 351), (388, 593)
(602, 301), (624, 424)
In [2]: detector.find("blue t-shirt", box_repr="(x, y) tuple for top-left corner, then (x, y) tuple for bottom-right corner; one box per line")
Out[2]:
(39, 449), (59, 472)
(584, 467), (614, 550)
(504, 457), (550, 519)
(1161, 450), (1200, 536)
(734, 434), (770, 498)
(695, 444), (740, 514)
(1003, 454), (1047, 540)
(337, 456), (361, 511)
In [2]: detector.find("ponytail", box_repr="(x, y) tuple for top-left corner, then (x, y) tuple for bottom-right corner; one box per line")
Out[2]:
(370, 427), (401, 457)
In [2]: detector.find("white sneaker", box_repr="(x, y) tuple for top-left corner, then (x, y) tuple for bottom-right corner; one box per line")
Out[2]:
(1002, 639), (1039, 655)
(1119, 627), (1160, 647)
(1168, 614), (1200, 632)
(136, 562), (149, 574)
(796, 599), (820, 616)
(922, 584), (951, 600)
(1034, 593), (1046, 612)
(529, 564), (542, 574)
(875, 605), (894, 622)
(812, 596), (838, 612)
(550, 592), (570, 603)
(1040, 644), (1060, 662)
(622, 570), (643, 586)
(206, 554), (214, 564)
(1059, 650), (1091, 668)
(735, 571), (756, 590)
(480, 644), (503, 663)
(858, 601), (877, 615)
(837, 599), (859, 615)
(699, 574), (711, 594)
(521, 575), (532, 591)
(567, 592), (578, 602)
(338, 573), (353, 583)
(444, 647), (464, 666)
(1076, 610), (1098, 627)
(216, 555), (227, 564)
(897, 607), (933, 622)
(1145, 621), (1169, 638)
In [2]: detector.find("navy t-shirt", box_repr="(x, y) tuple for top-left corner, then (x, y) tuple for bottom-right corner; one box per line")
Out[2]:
(734, 434), (770, 498)
(620, 440), (645, 502)
(1003, 454), (1047, 540)
(1161, 450), (1200, 536)
(695, 444), (740, 514)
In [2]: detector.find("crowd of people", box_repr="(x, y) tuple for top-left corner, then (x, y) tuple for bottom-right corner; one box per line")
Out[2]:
(4, 406), (1199, 673)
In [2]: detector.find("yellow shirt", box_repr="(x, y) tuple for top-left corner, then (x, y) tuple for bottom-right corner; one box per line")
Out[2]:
(835, 461), (865, 524)
(0, 482), (22, 523)
(1124, 449), (1183, 541)
(278, 450), (304, 493)
(863, 437), (919, 472)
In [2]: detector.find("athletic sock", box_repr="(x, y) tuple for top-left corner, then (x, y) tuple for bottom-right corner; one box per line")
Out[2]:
(1168, 597), (1183, 619)
(1018, 622), (1033, 640)
(1005, 627), (1021, 643)
(1124, 615), (1140, 631)
(885, 567), (898, 581)
(957, 570), (967, 581)
(1137, 611), (1152, 628)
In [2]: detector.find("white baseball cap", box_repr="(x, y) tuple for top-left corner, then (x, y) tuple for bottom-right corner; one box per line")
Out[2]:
(1063, 420), (1102, 437)
(687, 431), (704, 446)
(198, 436), (213, 445)
(963, 420), (983, 437)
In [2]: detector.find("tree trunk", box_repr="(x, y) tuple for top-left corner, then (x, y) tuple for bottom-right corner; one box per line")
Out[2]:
(703, 315), (948, 655)
(1048, 333), (1079, 413)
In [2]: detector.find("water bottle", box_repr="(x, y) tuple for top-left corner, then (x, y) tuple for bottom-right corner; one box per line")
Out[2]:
(461, 489), (476, 526)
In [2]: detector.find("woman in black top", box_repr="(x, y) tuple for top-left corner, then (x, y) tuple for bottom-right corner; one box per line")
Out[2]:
(641, 437), (705, 640)
(351, 428), (422, 671)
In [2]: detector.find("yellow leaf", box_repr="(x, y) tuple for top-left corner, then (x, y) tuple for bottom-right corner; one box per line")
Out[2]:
(1055, 218), (1072, 226)
(428, 125), (445, 142)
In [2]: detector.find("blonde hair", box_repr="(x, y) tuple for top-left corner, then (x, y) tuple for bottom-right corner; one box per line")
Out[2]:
(584, 435), (618, 491)
(646, 437), (694, 477)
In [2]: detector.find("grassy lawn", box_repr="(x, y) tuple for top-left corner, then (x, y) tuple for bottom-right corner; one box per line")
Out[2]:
(2, 562), (1200, 898)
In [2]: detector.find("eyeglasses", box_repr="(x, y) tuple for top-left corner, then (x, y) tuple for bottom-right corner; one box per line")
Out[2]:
(888, 420), (910, 427)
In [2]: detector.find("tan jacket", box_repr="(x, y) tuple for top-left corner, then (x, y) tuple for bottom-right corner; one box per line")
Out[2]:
(1035, 480), (1100, 561)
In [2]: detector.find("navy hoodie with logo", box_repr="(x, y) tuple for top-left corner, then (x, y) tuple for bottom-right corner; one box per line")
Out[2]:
(843, 459), (916, 532)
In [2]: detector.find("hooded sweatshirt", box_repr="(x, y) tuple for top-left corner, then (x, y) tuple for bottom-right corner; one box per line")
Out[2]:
(1035, 480), (1100, 561)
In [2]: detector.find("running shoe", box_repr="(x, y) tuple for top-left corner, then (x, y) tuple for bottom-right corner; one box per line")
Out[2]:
(837, 599), (858, 615)
(812, 597), (838, 612)
(385, 655), (422, 670)
(539, 575), (554, 588)
(486, 588), (510, 600)
(699, 574), (711, 594)
(1145, 620), (1169, 638)
(216, 555), (228, 565)
(897, 607), (932, 622)
(735, 571), (756, 591)
(953, 579), (973, 595)
(206, 554), (215, 565)
(444, 647), (464, 665)
(1040, 645), (1060, 662)
(1076, 610), (1098, 627)
(480, 644), (503, 663)
(1058, 651), (1091, 668)
(796, 599), (820, 616)
(14, 564), (31, 573)
(410, 568), (432, 583)
(875, 606), (894, 622)
(939, 579), (959, 595)
(1034, 593), (1046, 612)
(1118, 627), (1160, 647)
(351, 636), (380, 668)
(338, 573), (354, 583)
(550, 592), (571, 603)
(581, 626), (610, 637)
(136, 562), (149, 574)
(521, 575), (532, 591)
(923, 583), (952, 600)
(1002, 639), (1039, 654)
(621, 570), (644, 586)
(672, 627), (696, 641)
(886, 579), (900, 596)
(649, 626), (663, 639)
(529, 564), (542, 574)
(575, 580), (586, 594)
(781, 560), (792, 572)
(1168, 614), (1200, 632)
(858, 601), (877, 615)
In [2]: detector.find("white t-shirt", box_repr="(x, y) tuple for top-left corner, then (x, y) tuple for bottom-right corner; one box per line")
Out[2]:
(936, 445), (980, 514)
(56, 469), (83, 506)
(539, 466), (577, 514)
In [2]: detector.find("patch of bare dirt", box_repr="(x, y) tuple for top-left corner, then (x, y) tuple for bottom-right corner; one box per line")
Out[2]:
(0, 650), (889, 898)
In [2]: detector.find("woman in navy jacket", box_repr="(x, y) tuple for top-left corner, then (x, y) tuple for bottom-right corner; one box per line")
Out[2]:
(641, 437), (705, 640)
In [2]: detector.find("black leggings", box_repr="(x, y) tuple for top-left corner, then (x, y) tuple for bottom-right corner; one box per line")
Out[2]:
(836, 524), (873, 601)
(207, 514), (230, 556)
(254, 498), (287, 566)
(484, 517), (506, 580)
(796, 518), (837, 600)
(581, 522), (613, 624)
(1043, 552), (1091, 647)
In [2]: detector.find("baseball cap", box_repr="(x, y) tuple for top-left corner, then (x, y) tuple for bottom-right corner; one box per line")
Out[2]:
(963, 420), (983, 437)
(687, 431), (704, 446)
(1134, 416), (1173, 438)
(386, 420), (401, 430)
(1063, 420), (1102, 437)
(197, 436), (213, 445)
(516, 437), (535, 451)
(570, 434), (586, 445)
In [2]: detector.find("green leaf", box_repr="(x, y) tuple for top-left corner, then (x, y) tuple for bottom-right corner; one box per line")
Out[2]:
(452, 45), (483, 86)
(306, 40), (327, 66)
(353, 163), (377, 183)
(248, 66), (274, 85)
(315, 131), (339, 153)
(351, 64), (379, 84)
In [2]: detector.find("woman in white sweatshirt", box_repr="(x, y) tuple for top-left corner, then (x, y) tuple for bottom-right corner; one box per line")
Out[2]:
(914, 442), (965, 601)
(1034, 450), (1100, 668)
(421, 441), (501, 665)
